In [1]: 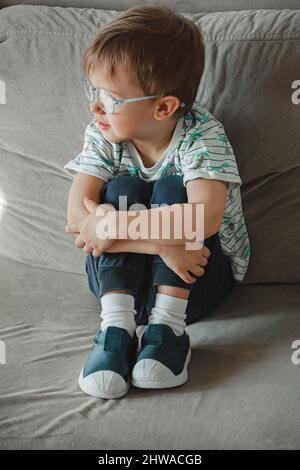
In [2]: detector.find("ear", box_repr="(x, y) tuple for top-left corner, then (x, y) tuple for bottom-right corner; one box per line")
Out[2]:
(154, 95), (182, 120)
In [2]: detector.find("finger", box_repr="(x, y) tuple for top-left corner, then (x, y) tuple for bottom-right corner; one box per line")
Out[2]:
(203, 246), (211, 257)
(65, 224), (80, 233)
(181, 271), (197, 284)
(192, 252), (207, 266)
(83, 197), (98, 213)
(200, 255), (208, 266)
(196, 249), (210, 263)
(92, 247), (102, 257)
(191, 265), (205, 277)
(99, 203), (116, 212)
(83, 243), (93, 254)
(66, 229), (80, 236)
(75, 236), (85, 248)
(95, 203), (116, 217)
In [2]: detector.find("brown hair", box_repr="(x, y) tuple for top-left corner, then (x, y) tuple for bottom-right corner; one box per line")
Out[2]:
(82, 4), (205, 120)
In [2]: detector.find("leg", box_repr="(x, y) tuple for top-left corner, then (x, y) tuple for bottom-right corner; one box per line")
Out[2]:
(142, 175), (193, 323)
(145, 236), (235, 325)
(85, 175), (154, 325)
(150, 174), (195, 292)
(157, 286), (190, 299)
(131, 175), (235, 390)
(80, 175), (154, 399)
(144, 174), (235, 322)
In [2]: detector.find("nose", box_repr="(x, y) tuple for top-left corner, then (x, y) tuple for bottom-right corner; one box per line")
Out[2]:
(90, 101), (106, 118)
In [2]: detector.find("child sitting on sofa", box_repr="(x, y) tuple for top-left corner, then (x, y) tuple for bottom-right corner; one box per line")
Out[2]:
(64, 5), (251, 400)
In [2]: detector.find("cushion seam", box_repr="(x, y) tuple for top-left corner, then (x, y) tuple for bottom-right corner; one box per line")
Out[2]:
(1, 30), (300, 41)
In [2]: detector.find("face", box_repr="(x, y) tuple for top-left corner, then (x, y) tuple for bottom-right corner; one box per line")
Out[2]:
(88, 62), (179, 144)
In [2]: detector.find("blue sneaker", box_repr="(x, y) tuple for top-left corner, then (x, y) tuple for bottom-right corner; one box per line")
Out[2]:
(131, 324), (191, 389)
(78, 326), (138, 399)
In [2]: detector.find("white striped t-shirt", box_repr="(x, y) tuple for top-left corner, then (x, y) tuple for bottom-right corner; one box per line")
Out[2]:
(64, 102), (251, 282)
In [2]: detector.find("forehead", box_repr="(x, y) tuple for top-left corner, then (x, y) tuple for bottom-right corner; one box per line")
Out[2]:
(89, 62), (140, 96)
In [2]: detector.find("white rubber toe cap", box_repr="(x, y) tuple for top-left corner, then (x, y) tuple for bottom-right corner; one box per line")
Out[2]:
(78, 368), (130, 399)
(131, 348), (191, 389)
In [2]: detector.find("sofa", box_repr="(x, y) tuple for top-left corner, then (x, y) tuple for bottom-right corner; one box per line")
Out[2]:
(0, 0), (299, 450)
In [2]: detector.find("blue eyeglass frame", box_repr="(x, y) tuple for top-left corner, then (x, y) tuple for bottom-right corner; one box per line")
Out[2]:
(80, 75), (186, 114)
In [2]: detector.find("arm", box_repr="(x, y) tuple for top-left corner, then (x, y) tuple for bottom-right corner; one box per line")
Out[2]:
(103, 227), (211, 286)
(66, 172), (106, 225)
(104, 239), (162, 255)
(112, 178), (227, 245)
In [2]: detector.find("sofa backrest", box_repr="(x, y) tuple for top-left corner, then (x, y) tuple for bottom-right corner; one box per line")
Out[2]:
(0, 4), (299, 283)
(2, 0), (300, 11)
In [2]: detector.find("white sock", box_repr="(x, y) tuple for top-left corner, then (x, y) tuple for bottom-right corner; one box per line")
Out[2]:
(100, 293), (137, 338)
(148, 293), (188, 336)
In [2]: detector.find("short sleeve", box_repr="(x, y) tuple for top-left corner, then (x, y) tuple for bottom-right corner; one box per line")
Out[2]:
(64, 120), (117, 182)
(181, 107), (242, 191)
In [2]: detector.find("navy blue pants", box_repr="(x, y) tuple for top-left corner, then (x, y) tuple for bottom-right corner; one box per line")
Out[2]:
(85, 175), (236, 326)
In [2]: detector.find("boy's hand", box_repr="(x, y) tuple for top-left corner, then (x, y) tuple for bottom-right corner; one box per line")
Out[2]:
(159, 244), (211, 284)
(65, 198), (116, 257)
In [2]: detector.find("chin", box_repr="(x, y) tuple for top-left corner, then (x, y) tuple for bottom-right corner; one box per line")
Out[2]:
(107, 133), (128, 144)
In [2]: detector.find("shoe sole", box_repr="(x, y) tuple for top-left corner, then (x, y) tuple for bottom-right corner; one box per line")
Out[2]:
(131, 347), (192, 389)
(78, 368), (130, 399)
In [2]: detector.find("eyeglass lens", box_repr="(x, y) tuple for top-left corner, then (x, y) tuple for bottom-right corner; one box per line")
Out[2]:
(83, 79), (113, 113)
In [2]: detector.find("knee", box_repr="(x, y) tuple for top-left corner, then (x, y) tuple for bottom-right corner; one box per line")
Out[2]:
(151, 175), (187, 205)
(101, 175), (151, 209)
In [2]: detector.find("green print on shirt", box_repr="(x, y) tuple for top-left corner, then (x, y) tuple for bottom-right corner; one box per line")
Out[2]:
(158, 162), (175, 177)
(127, 164), (140, 176)
(204, 162), (232, 173)
(97, 156), (114, 167)
(242, 245), (251, 258)
(193, 150), (210, 160)
(187, 109), (210, 126)
(187, 130), (203, 145)
(217, 133), (229, 144)
(198, 113), (211, 125)
(90, 142), (114, 167)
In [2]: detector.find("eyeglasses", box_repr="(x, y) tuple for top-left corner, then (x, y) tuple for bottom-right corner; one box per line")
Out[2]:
(80, 75), (186, 114)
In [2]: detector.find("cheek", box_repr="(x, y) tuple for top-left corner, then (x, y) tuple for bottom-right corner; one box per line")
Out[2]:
(113, 116), (139, 135)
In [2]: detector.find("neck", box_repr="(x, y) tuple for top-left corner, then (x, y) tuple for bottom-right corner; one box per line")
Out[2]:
(132, 119), (178, 160)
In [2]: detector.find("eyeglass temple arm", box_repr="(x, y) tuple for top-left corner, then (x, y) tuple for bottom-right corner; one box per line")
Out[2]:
(117, 96), (186, 107)
(117, 96), (159, 104)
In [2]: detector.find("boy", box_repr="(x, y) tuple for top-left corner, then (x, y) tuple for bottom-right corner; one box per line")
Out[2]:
(64, 5), (251, 399)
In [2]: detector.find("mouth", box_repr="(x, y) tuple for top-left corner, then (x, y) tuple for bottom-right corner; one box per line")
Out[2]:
(98, 121), (110, 129)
